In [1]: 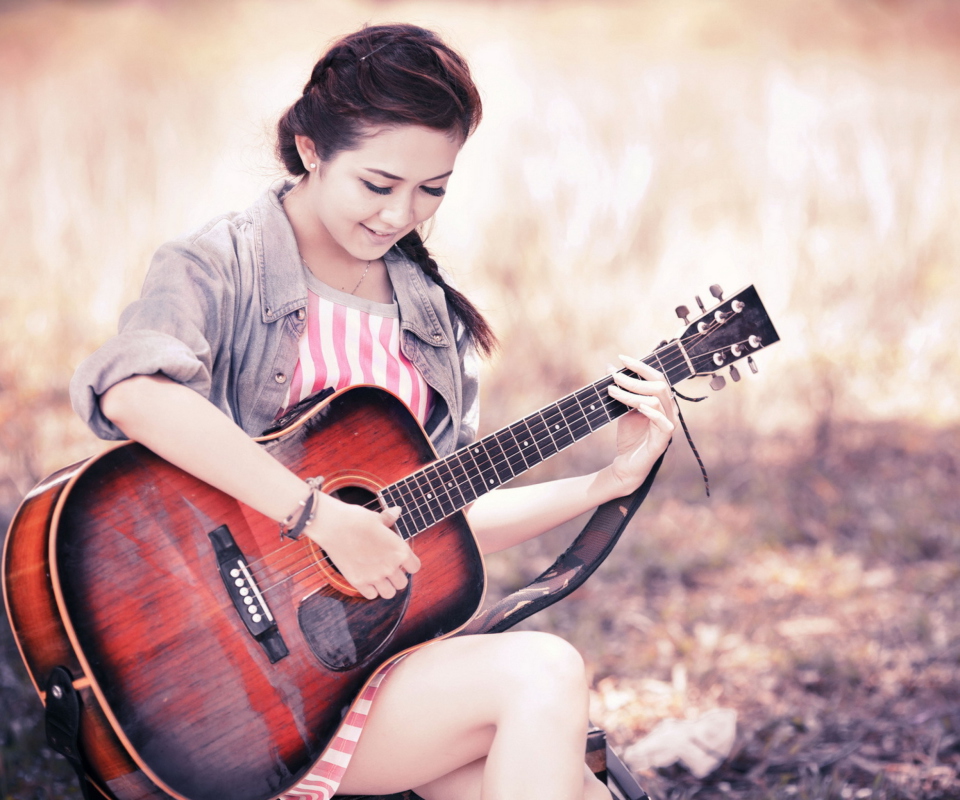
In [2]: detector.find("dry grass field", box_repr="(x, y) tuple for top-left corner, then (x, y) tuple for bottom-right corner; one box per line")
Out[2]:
(2, 1), (960, 798)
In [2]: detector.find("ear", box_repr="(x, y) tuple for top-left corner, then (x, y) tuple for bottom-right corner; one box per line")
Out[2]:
(294, 135), (320, 173)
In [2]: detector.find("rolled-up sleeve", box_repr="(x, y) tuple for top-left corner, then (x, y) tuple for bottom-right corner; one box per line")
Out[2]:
(70, 233), (232, 440)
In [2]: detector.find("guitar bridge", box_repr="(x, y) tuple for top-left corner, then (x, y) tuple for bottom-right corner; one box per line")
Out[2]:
(208, 525), (289, 663)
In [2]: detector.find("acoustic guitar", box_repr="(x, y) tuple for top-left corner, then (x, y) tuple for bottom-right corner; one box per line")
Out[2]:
(3, 285), (778, 800)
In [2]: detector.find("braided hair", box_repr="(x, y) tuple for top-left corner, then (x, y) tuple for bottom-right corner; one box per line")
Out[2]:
(276, 23), (497, 356)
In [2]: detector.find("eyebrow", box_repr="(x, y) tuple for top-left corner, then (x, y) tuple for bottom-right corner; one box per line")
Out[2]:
(365, 167), (454, 182)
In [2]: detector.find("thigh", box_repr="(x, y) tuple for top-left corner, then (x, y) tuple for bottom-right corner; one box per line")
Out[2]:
(336, 630), (584, 795)
(411, 760), (611, 800)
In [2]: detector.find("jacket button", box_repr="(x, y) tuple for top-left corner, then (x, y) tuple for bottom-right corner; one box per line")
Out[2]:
(433, 333), (442, 341)
(275, 373), (287, 384)
(296, 308), (306, 320)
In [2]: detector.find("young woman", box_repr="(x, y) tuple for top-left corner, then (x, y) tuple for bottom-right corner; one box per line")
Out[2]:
(70, 23), (677, 800)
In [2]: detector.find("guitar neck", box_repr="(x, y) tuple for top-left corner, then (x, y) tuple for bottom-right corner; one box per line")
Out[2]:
(379, 341), (692, 540)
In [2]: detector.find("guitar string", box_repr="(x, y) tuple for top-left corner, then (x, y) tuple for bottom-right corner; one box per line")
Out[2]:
(247, 322), (748, 591)
(251, 356), (654, 585)
(253, 380), (628, 592)
(240, 304), (748, 582)
(244, 319), (748, 588)
(250, 326), (756, 595)
(289, 319), (742, 533)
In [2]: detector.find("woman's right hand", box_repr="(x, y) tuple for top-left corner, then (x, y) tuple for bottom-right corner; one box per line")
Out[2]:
(304, 493), (421, 600)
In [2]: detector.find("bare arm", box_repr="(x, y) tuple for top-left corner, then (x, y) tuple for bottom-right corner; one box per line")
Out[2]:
(100, 374), (420, 600)
(466, 355), (676, 553)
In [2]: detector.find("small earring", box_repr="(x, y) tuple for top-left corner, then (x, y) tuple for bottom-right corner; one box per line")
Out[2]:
(309, 162), (317, 170)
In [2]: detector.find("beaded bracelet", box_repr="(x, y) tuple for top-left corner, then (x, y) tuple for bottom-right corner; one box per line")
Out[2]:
(279, 476), (325, 540)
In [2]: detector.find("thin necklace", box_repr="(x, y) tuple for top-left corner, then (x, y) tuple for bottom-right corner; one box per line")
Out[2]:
(350, 260), (371, 295)
(301, 257), (372, 295)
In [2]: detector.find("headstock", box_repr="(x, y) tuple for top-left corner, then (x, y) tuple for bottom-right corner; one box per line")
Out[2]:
(676, 284), (779, 389)
(649, 285), (779, 389)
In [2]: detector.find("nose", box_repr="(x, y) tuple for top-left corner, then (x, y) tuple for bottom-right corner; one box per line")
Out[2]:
(379, 192), (415, 230)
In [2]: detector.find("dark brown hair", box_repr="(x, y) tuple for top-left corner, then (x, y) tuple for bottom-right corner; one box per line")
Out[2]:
(277, 23), (497, 356)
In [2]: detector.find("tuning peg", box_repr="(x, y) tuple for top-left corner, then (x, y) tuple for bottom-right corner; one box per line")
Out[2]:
(675, 305), (690, 324)
(729, 365), (741, 382)
(747, 356), (758, 374)
(695, 295), (706, 312)
(710, 374), (726, 391)
(710, 284), (724, 302)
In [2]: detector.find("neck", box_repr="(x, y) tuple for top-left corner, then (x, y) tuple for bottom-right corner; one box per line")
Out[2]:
(282, 181), (370, 289)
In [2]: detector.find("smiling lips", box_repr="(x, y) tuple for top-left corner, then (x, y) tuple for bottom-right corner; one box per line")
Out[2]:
(362, 223), (402, 243)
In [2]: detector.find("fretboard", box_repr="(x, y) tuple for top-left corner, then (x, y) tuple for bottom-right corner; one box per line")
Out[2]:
(379, 341), (691, 540)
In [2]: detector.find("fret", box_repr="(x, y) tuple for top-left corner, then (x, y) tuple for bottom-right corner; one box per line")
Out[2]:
(437, 456), (472, 508)
(498, 425), (529, 477)
(509, 417), (544, 468)
(466, 441), (503, 491)
(648, 342), (691, 386)
(423, 463), (456, 518)
(394, 479), (429, 533)
(576, 383), (613, 430)
(557, 394), (591, 441)
(524, 412), (559, 461)
(409, 471), (440, 527)
(458, 446), (491, 499)
(540, 404), (575, 451)
(596, 374), (632, 420)
(487, 432), (517, 484)
(604, 395), (627, 420)
(379, 485), (401, 517)
(394, 514), (413, 541)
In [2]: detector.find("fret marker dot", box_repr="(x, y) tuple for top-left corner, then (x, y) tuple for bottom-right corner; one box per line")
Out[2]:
(427, 492), (433, 499)
(489, 478), (495, 484)
(554, 424), (560, 430)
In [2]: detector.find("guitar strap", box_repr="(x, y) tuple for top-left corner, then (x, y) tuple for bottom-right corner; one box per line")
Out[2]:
(458, 451), (664, 636)
(45, 666), (95, 800)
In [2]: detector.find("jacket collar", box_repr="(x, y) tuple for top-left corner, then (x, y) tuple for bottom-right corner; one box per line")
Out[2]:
(256, 181), (308, 324)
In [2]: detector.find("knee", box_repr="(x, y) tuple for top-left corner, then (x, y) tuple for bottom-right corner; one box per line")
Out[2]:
(498, 632), (588, 706)
(584, 768), (613, 800)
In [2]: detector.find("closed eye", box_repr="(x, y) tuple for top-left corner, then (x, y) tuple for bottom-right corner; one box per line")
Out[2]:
(421, 186), (446, 198)
(362, 180), (391, 195)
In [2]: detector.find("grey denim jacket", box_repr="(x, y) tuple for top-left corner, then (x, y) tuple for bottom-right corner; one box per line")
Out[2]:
(70, 182), (480, 457)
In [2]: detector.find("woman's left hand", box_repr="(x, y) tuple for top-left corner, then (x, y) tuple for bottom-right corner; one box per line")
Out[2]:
(605, 354), (678, 493)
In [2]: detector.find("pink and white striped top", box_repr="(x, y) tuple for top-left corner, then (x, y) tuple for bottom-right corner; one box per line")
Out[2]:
(279, 271), (433, 424)
(277, 272), (429, 800)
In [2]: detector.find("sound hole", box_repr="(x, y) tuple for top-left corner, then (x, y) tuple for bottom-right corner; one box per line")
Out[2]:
(329, 484), (378, 509)
(297, 482), (410, 671)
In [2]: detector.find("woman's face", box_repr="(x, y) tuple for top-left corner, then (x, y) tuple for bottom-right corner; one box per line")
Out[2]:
(296, 125), (462, 262)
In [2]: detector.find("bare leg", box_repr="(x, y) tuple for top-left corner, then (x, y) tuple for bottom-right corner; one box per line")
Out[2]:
(335, 631), (601, 800)
(413, 760), (612, 800)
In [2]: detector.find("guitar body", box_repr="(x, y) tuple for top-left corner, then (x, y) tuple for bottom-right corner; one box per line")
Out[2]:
(3, 386), (486, 800)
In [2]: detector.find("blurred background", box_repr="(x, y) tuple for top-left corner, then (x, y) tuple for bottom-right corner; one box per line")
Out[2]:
(2, 0), (959, 798)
